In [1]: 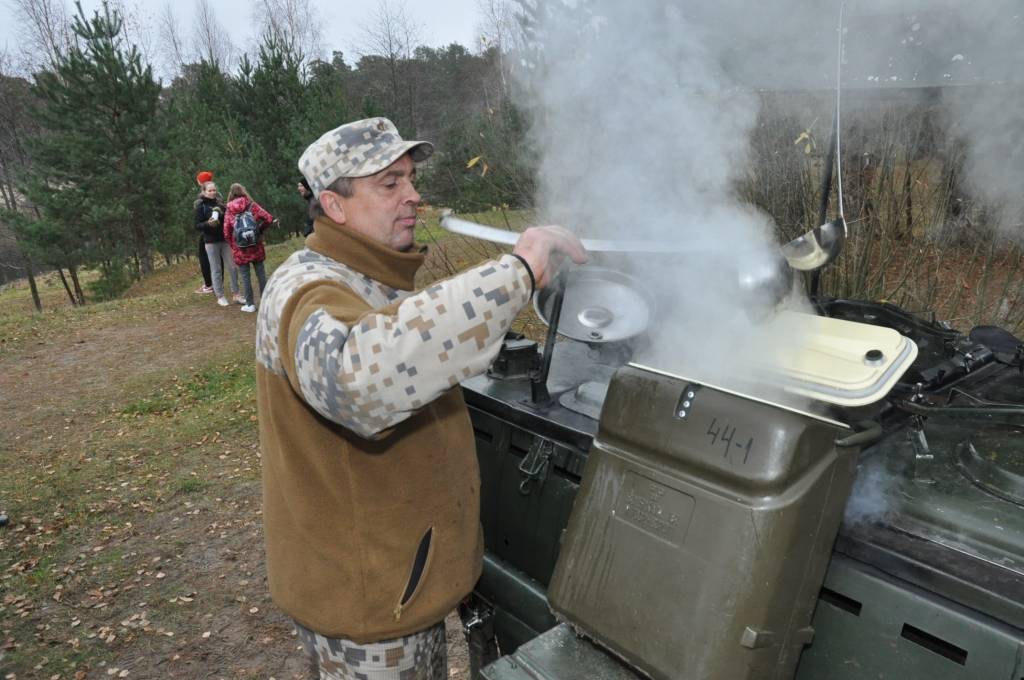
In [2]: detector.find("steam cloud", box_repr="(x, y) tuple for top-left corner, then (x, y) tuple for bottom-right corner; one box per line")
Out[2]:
(841, 0), (1024, 234)
(843, 447), (900, 526)
(511, 1), (820, 393)
(511, 0), (1022, 393)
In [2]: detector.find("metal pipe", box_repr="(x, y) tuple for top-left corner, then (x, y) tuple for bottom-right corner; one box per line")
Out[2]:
(531, 275), (566, 404)
(896, 401), (1024, 418)
(835, 419), (883, 448)
(810, 109), (839, 297)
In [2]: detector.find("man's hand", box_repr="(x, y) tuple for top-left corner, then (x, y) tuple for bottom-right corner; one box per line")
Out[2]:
(512, 226), (588, 290)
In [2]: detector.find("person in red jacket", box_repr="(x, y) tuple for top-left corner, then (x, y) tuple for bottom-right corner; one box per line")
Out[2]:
(223, 183), (274, 313)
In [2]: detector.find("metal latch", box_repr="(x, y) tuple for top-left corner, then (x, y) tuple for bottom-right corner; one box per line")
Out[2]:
(908, 415), (934, 484)
(462, 604), (494, 638)
(518, 438), (555, 495)
(459, 598), (498, 679)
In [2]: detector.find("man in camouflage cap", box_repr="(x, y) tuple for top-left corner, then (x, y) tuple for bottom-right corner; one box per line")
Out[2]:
(256, 117), (586, 679)
(299, 117), (434, 195)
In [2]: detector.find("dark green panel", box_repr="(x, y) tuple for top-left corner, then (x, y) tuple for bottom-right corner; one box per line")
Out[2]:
(473, 410), (509, 548)
(491, 608), (544, 658)
(491, 457), (576, 585)
(797, 555), (1024, 680)
(474, 552), (557, 652)
(471, 407), (583, 587)
(481, 624), (641, 680)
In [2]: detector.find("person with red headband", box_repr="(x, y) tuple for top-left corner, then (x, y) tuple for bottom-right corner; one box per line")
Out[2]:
(194, 172), (215, 293)
(194, 173), (243, 306)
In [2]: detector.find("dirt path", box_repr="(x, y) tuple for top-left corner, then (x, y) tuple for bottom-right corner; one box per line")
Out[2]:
(1, 301), (251, 433)
(0, 278), (470, 678)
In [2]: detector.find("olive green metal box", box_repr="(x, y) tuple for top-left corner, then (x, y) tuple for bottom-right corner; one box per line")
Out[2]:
(548, 365), (858, 680)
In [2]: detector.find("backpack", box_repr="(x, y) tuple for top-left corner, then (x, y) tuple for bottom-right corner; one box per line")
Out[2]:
(233, 208), (259, 248)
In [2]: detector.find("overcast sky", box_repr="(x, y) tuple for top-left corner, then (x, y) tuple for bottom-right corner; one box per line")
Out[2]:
(0, 0), (484, 77)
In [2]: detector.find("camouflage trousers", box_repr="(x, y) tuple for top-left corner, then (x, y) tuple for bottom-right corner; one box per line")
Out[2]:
(294, 619), (447, 680)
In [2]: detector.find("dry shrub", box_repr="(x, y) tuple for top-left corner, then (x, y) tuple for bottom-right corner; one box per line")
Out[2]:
(742, 90), (1024, 332)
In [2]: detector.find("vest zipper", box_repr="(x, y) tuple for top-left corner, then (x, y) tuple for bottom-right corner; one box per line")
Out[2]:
(394, 527), (433, 622)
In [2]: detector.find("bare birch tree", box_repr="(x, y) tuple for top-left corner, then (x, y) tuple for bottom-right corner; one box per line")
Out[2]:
(192, 0), (233, 69)
(107, 0), (157, 73)
(8, 0), (71, 72)
(476, 0), (518, 53)
(475, 0), (519, 97)
(357, 0), (423, 133)
(157, 2), (189, 77)
(252, 0), (324, 66)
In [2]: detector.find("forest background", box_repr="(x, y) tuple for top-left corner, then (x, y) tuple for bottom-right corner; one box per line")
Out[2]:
(0, 0), (530, 301)
(0, 0), (1021, 331)
(0, 2), (1022, 676)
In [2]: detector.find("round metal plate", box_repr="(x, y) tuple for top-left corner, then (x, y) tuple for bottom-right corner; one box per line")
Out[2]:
(535, 267), (654, 343)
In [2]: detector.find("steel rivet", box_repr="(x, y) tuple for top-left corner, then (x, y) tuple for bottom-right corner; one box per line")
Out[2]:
(687, 392), (695, 399)
(683, 401), (691, 408)
(678, 410), (687, 418)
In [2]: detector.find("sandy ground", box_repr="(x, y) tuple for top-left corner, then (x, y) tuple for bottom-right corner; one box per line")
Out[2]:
(0, 276), (470, 678)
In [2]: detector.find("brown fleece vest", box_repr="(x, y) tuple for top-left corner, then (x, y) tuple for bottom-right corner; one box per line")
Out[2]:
(258, 221), (483, 642)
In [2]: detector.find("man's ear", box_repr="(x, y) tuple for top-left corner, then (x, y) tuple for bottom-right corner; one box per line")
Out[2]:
(320, 191), (346, 224)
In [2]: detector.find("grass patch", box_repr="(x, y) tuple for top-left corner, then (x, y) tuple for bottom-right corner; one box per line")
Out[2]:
(0, 351), (264, 675)
(0, 235), (310, 357)
(1, 647), (108, 679)
(176, 477), (205, 494)
(182, 360), (253, 404)
(117, 352), (255, 420)
(122, 396), (176, 416)
(0, 280), (191, 356)
(23, 553), (58, 589)
(89, 546), (125, 567)
(263, 233), (307, 269)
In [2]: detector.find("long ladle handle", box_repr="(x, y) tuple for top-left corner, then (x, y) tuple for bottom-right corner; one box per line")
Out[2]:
(443, 213), (833, 272)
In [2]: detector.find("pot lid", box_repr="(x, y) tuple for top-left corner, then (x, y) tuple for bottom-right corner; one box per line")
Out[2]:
(535, 267), (655, 344)
(760, 311), (919, 407)
(633, 311), (918, 409)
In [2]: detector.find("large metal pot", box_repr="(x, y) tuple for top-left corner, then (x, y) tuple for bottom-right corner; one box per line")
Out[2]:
(535, 267), (655, 343)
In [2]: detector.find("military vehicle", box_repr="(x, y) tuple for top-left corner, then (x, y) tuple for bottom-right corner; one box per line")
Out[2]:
(454, 280), (1023, 679)
(444, 4), (1022, 678)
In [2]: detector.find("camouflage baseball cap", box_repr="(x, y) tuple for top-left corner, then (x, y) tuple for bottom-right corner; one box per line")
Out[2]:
(298, 117), (434, 194)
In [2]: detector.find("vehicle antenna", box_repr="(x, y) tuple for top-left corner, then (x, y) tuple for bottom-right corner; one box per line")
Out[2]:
(810, 0), (848, 296)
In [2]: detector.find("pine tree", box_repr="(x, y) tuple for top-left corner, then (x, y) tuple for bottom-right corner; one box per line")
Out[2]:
(161, 59), (261, 258)
(231, 34), (315, 239)
(19, 0), (174, 297)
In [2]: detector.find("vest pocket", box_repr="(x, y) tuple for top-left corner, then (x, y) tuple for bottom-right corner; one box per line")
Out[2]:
(394, 527), (433, 621)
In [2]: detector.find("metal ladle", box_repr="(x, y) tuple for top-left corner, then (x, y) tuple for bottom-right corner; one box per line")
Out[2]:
(778, 217), (847, 272)
(440, 214), (847, 272)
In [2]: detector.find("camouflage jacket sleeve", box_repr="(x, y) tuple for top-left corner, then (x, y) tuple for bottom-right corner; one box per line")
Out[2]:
(279, 254), (533, 439)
